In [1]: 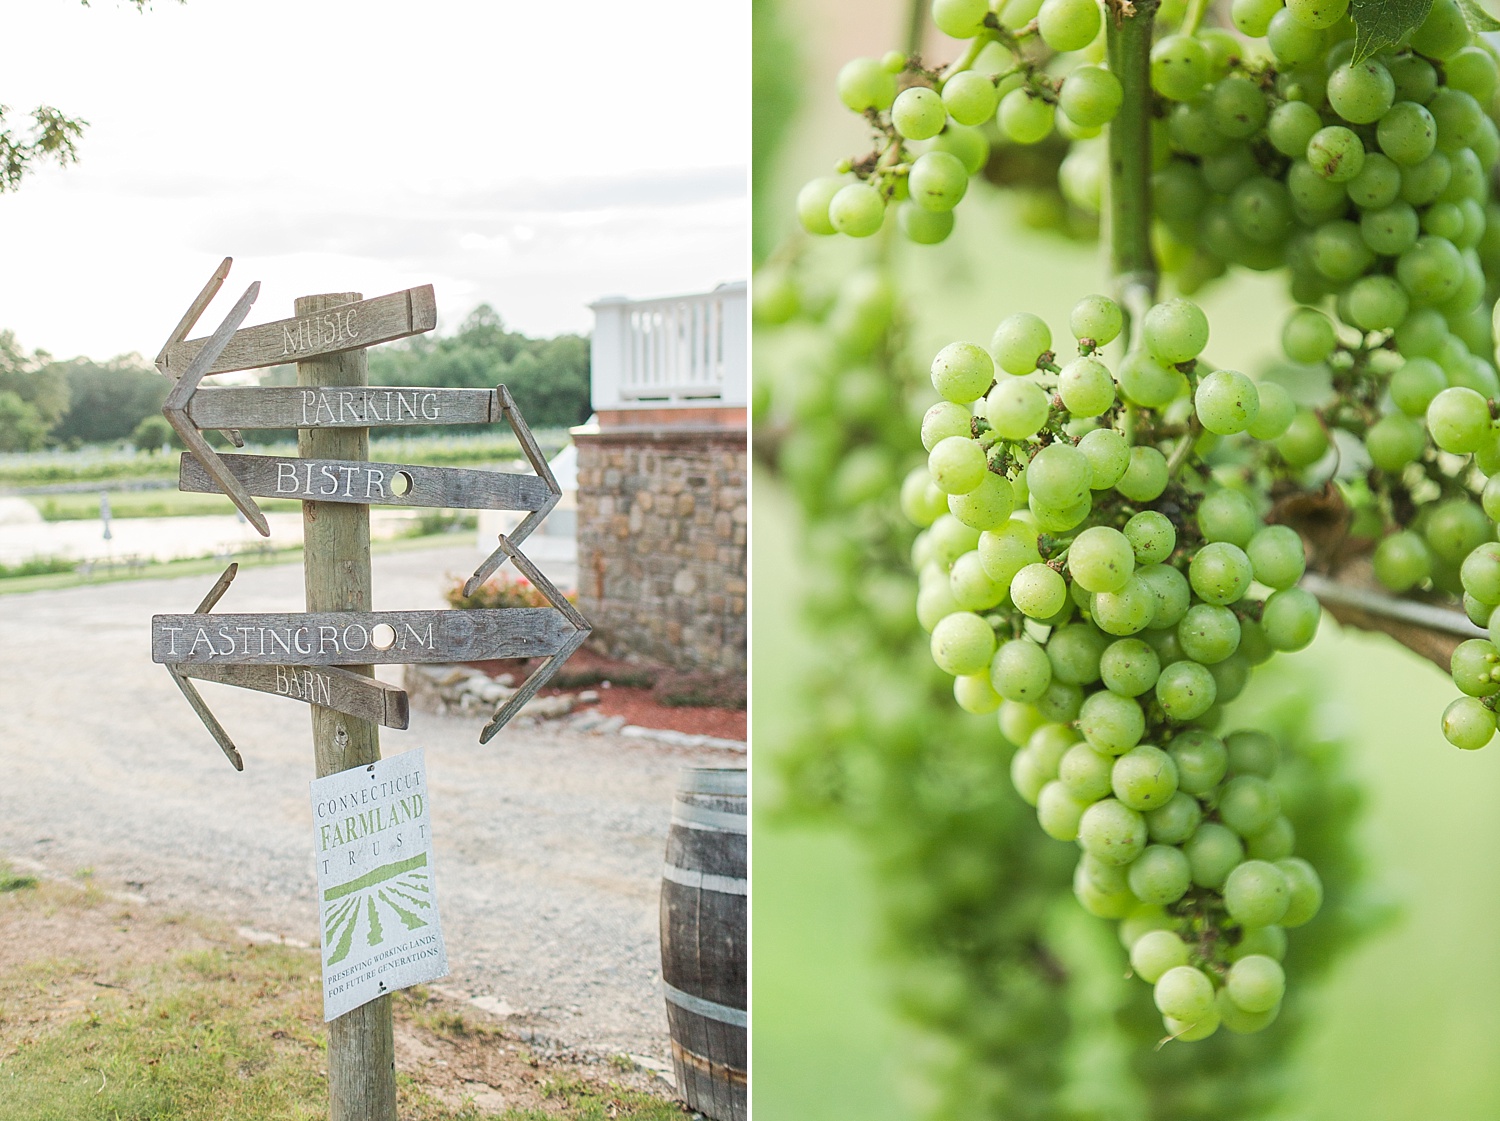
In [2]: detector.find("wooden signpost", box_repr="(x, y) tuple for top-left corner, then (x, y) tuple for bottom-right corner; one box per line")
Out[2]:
(146, 260), (590, 1121)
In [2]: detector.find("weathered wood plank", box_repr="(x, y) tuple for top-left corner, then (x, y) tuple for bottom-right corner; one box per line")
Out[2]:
(152, 608), (573, 665)
(186, 386), (498, 430)
(181, 663), (410, 729)
(161, 286), (437, 378)
(166, 666), (244, 771)
(154, 257), (244, 446)
(178, 452), (551, 511)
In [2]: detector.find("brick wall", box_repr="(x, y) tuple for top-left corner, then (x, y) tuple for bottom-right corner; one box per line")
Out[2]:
(574, 425), (747, 674)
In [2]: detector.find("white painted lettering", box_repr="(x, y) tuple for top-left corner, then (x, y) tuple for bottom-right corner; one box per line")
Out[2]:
(365, 468), (386, 499)
(276, 461), (299, 494)
(343, 624), (369, 652)
(420, 392), (440, 421)
(162, 626), (184, 656)
(319, 625), (339, 654)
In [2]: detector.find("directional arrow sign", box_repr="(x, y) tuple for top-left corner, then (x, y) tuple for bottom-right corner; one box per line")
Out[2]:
(179, 452), (553, 511)
(152, 608), (575, 666)
(181, 664), (410, 730)
(160, 286), (437, 378)
(186, 386), (500, 430)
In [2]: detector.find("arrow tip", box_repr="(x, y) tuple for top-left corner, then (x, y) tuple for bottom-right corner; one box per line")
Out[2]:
(216, 256), (233, 279)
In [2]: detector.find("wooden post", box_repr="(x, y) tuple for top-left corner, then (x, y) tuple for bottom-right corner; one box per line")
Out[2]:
(297, 291), (397, 1121)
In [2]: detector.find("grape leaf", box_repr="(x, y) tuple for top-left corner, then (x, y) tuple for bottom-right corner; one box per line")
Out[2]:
(1457, 0), (1500, 32)
(1350, 0), (1434, 62)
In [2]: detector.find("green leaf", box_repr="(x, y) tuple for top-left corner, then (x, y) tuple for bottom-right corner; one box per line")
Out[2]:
(1457, 0), (1500, 31)
(1350, 0), (1434, 62)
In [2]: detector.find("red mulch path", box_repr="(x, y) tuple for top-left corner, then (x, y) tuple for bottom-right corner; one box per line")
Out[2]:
(466, 646), (746, 742)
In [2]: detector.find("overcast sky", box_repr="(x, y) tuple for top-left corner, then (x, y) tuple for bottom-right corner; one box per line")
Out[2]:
(2, 0), (748, 361)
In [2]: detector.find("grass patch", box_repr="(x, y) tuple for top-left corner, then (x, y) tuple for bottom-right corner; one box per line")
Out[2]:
(499, 1077), (687, 1121)
(0, 558), (75, 580)
(31, 490), (304, 522)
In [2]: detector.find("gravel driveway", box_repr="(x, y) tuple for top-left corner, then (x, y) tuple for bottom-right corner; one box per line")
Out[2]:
(0, 542), (733, 1059)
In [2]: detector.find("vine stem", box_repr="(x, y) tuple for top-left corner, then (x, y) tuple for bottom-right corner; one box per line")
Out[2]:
(1104, 0), (1160, 346)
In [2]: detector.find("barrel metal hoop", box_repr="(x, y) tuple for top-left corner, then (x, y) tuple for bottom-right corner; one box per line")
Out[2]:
(671, 804), (748, 834)
(680, 769), (748, 796)
(663, 861), (748, 896)
(663, 981), (747, 1028)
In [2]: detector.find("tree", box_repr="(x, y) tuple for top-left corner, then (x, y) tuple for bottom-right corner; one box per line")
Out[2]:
(49, 355), (168, 444)
(130, 413), (173, 453)
(0, 330), (67, 440)
(0, 391), (48, 451)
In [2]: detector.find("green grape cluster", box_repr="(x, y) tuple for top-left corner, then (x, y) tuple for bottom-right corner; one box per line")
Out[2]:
(795, 0), (1127, 246)
(908, 292), (1331, 1041)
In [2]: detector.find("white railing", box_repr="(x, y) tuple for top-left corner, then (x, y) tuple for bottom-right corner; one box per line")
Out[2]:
(590, 281), (747, 411)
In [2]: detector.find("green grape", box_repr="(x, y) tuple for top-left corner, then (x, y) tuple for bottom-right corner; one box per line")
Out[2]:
(930, 611), (996, 675)
(898, 202), (956, 244)
(1146, 791), (1202, 845)
(1246, 525), (1306, 589)
(1394, 307), (1449, 356)
(892, 86), (947, 141)
(1151, 34), (1209, 101)
(1198, 27), (1243, 79)
(1079, 428), (1130, 489)
(942, 71), (1000, 128)
(928, 435), (987, 494)
(954, 671), (1002, 714)
(1268, 99), (1323, 158)
(1144, 298), (1210, 364)
(1400, 151), (1453, 206)
(1307, 125), (1366, 183)
(1164, 1011), (1222, 1042)
(1112, 744), (1179, 811)
(999, 699), (1047, 746)
(1274, 410), (1330, 467)
(1423, 201), (1467, 241)
(1458, 543), (1500, 606)
(1220, 774), (1282, 835)
(1189, 542), (1254, 605)
(1059, 66), (1123, 129)
(1070, 294), (1124, 345)
(1287, 160), (1350, 219)
(1060, 741), (1115, 800)
(837, 57), (898, 112)
(829, 182), (887, 237)
(1216, 988), (1280, 1034)
(1230, 177), (1295, 245)
(1100, 638), (1161, 696)
(1118, 902), (1174, 949)
(1429, 89), (1486, 153)
(1442, 695), (1496, 749)
(1426, 385), (1492, 453)
(1366, 412), (1426, 472)
(1210, 75), (1269, 139)
(992, 638), (1054, 702)
(1267, 9), (1324, 67)
(1373, 530), (1432, 591)
(1078, 797), (1149, 864)
(880, 51), (906, 74)
(1037, 781), (1092, 841)
(1185, 821), (1244, 889)
(1130, 929), (1190, 983)
(1311, 219), (1376, 280)
(1326, 59), (1394, 125)
(1452, 638), (1500, 696)
(950, 551), (1007, 610)
(1195, 369), (1260, 435)
(1059, 356), (1116, 416)
(916, 581), (960, 631)
(901, 467), (949, 527)
(1285, 0), (1347, 27)
(930, 123), (991, 176)
(1397, 235), (1465, 305)
(1011, 562), (1069, 618)
(1154, 965), (1216, 1022)
(1038, 0), (1102, 51)
(1225, 955), (1285, 1014)
(1128, 844), (1193, 905)
(999, 88), (1056, 145)
(1178, 603), (1241, 664)
(1361, 202), (1422, 256)
(979, 520), (1043, 584)
(1261, 587), (1321, 651)
(1282, 307), (1337, 364)
(991, 312), (1052, 375)
(1225, 859), (1291, 926)
(1074, 859), (1138, 918)
(1276, 857), (1325, 925)
(1485, 475), (1500, 522)
(1047, 623), (1109, 684)
(1198, 488), (1258, 548)
(1246, 816), (1296, 861)
(1117, 351), (1187, 408)
(1169, 730), (1227, 795)
(1116, 446), (1170, 502)
(1028, 443), (1093, 509)
(931, 514), (982, 565)
(1069, 526), (1136, 594)
(931, 0), (990, 37)
(1139, 564), (1192, 628)
(1079, 690), (1147, 754)
(1229, 924), (1288, 962)
(1390, 53), (1439, 103)
(1156, 659), (1218, 721)
(931, 342), (995, 405)
(985, 378), (1051, 438)
(1093, 574), (1158, 636)
(796, 176), (845, 236)
(1247, 380), (1296, 440)
(1347, 152), (1402, 209)
(1208, 652), (1252, 704)
(1011, 744), (1051, 805)
(1169, 96), (1231, 158)
(1447, 46), (1499, 103)
(1344, 275), (1410, 331)
(908, 151), (969, 212)
(1231, 0), (1283, 35)
(1125, 510), (1176, 565)
(949, 472), (1016, 530)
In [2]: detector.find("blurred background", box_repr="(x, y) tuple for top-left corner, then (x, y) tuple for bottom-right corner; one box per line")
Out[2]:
(751, 1), (1500, 1118)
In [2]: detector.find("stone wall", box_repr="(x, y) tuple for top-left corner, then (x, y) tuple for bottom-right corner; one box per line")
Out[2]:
(574, 425), (747, 674)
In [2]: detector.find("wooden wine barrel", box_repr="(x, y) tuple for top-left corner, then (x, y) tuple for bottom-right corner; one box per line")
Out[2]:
(660, 767), (747, 1121)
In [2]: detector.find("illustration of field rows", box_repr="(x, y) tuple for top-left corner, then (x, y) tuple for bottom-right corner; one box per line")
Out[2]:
(323, 852), (433, 965)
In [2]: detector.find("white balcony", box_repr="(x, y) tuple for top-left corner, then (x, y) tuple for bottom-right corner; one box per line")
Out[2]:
(589, 281), (747, 411)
